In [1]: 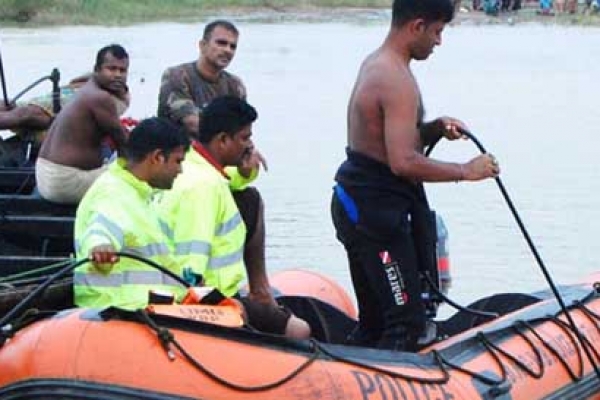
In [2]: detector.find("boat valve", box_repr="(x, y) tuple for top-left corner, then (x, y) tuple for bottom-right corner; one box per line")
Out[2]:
(157, 327), (176, 361)
(486, 382), (512, 398)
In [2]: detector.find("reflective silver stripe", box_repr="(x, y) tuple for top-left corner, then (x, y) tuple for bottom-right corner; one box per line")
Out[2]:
(93, 214), (125, 245)
(208, 246), (244, 270)
(215, 212), (242, 237)
(159, 220), (174, 241)
(73, 270), (181, 287)
(174, 240), (211, 256)
(123, 243), (170, 258)
(75, 230), (115, 255)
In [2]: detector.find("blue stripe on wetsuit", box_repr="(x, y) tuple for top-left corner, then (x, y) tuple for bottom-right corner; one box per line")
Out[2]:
(334, 184), (359, 224)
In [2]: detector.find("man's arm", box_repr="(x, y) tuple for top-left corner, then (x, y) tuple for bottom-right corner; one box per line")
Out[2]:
(420, 117), (466, 148)
(0, 105), (53, 131)
(382, 69), (467, 183)
(383, 72), (500, 182)
(226, 148), (268, 190)
(88, 244), (120, 274)
(91, 91), (127, 153)
(158, 67), (200, 135)
(181, 113), (200, 136)
(76, 210), (125, 274)
(159, 186), (217, 282)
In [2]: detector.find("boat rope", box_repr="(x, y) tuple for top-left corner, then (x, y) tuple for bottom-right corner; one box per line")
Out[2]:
(4, 252), (600, 394)
(0, 258), (86, 341)
(0, 252), (190, 339)
(422, 272), (499, 319)
(425, 127), (600, 381)
(135, 293), (600, 392)
(0, 258), (73, 285)
(0, 308), (57, 344)
(309, 288), (600, 394)
(0, 42), (9, 108)
(136, 308), (323, 392)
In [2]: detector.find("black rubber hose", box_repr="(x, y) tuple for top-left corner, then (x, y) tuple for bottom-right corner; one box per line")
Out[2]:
(456, 127), (600, 380)
(0, 252), (191, 331)
(0, 45), (10, 108)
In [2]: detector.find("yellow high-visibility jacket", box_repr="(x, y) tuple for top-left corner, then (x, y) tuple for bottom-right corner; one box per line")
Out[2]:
(156, 145), (255, 296)
(74, 160), (185, 310)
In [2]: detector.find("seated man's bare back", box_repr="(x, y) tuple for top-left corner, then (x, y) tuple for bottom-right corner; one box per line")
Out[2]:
(36, 44), (130, 205)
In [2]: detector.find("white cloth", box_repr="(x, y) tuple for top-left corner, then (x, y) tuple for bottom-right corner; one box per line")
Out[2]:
(35, 157), (108, 204)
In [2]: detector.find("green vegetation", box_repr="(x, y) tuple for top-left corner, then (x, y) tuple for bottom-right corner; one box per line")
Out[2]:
(0, 0), (598, 26)
(0, 0), (392, 26)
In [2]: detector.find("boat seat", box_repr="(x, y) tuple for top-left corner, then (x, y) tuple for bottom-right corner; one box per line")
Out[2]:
(0, 215), (74, 238)
(0, 213), (74, 257)
(0, 194), (76, 216)
(0, 168), (36, 195)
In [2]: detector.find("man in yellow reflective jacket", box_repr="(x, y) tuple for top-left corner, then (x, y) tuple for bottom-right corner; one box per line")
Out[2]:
(74, 117), (190, 310)
(157, 20), (272, 308)
(157, 96), (310, 338)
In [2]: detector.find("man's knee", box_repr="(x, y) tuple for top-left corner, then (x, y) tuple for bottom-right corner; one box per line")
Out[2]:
(285, 315), (311, 340)
(241, 297), (310, 338)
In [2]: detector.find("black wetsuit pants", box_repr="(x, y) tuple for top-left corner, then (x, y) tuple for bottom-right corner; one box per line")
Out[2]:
(331, 192), (426, 352)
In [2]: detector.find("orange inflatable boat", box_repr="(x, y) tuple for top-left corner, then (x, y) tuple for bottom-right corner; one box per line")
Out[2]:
(1, 269), (600, 400)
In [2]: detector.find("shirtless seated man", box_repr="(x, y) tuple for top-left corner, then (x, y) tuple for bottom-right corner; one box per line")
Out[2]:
(0, 74), (88, 135)
(35, 44), (130, 205)
(0, 73), (129, 144)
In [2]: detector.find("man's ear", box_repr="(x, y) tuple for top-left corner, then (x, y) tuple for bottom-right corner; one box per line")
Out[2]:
(149, 149), (165, 165)
(217, 132), (229, 146)
(409, 18), (427, 35)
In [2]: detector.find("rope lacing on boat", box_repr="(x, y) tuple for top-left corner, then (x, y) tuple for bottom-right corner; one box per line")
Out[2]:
(131, 288), (600, 394)
(293, 289), (600, 392)
(4, 255), (600, 395)
(136, 309), (322, 392)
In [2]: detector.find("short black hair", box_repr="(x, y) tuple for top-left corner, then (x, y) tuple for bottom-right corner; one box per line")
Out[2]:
(392, 0), (455, 26)
(94, 44), (129, 72)
(198, 96), (257, 144)
(203, 20), (239, 41)
(126, 117), (190, 163)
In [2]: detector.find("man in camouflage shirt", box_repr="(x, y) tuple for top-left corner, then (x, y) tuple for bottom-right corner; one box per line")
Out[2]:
(157, 20), (278, 309)
(157, 19), (246, 136)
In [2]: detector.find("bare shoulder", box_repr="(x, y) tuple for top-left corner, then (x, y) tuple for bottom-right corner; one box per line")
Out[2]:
(79, 81), (117, 105)
(356, 51), (413, 99)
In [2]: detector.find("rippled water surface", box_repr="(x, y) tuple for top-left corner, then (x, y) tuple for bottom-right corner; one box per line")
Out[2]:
(3, 22), (599, 310)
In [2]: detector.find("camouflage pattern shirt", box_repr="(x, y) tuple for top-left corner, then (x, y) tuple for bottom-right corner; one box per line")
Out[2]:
(157, 61), (246, 126)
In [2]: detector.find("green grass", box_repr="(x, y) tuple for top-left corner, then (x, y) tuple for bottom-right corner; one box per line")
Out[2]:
(0, 0), (393, 26)
(0, 0), (597, 26)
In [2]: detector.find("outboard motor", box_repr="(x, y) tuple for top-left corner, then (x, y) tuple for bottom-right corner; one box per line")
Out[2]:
(417, 212), (451, 347)
(419, 212), (451, 320)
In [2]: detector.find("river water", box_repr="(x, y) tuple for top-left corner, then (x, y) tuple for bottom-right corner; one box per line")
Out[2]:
(2, 21), (599, 313)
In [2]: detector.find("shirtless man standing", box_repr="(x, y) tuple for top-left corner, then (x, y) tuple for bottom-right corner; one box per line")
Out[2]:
(36, 44), (129, 205)
(331, 0), (500, 351)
